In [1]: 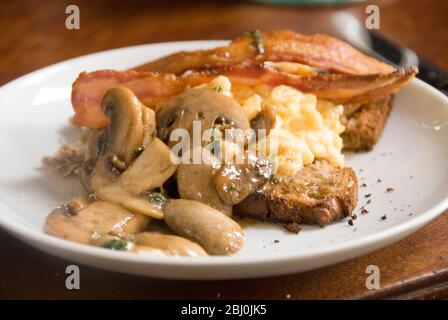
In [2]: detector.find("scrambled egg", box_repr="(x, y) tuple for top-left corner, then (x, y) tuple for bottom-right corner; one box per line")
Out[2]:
(198, 76), (345, 177)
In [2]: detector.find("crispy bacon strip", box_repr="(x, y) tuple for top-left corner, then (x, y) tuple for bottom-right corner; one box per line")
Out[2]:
(134, 30), (395, 76)
(72, 65), (417, 128)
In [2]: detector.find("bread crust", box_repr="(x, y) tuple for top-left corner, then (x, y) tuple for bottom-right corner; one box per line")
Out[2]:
(342, 95), (393, 151)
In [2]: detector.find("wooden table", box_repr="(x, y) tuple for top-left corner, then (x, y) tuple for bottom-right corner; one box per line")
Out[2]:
(1, 0), (447, 299)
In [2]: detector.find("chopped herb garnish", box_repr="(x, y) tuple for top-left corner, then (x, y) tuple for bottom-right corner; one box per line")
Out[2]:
(213, 86), (223, 93)
(102, 239), (130, 251)
(147, 191), (168, 208)
(244, 29), (264, 54)
(269, 176), (280, 185)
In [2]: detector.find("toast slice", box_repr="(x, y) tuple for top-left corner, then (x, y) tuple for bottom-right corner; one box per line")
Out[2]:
(234, 161), (358, 228)
(342, 95), (393, 151)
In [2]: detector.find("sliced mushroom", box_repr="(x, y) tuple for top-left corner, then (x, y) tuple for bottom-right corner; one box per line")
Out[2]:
(215, 154), (272, 205)
(79, 129), (105, 193)
(158, 89), (251, 216)
(79, 87), (156, 193)
(117, 138), (176, 194)
(79, 158), (97, 193)
(89, 87), (176, 218)
(85, 129), (105, 160)
(157, 88), (250, 145)
(177, 163), (232, 216)
(45, 195), (149, 245)
(132, 232), (208, 257)
(101, 86), (154, 164)
(164, 199), (244, 256)
(92, 138), (177, 219)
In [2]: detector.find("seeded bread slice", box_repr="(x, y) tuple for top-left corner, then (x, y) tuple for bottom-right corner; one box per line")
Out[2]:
(342, 95), (393, 151)
(234, 161), (358, 227)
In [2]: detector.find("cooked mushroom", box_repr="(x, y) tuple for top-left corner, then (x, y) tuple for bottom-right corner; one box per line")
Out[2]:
(92, 86), (155, 185)
(78, 130), (105, 193)
(45, 195), (149, 244)
(164, 199), (244, 255)
(79, 158), (97, 193)
(177, 163), (232, 216)
(101, 86), (155, 164)
(158, 89), (252, 216)
(215, 154), (272, 205)
(92, 137), (177, 219)
(88, 87), (176, 218)
(79, 87), (156, 193)
(132, 232), (208, 257)
(250, 104), (276, 138)
(85, 129), (105, 160)
(156, 88), (250, 145)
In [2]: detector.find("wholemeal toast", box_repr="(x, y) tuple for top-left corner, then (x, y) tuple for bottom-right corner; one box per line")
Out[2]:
(234, 161), (358, 228)
(342, 95), (393, 151)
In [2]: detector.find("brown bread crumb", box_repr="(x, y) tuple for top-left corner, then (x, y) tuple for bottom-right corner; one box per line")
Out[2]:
(283, 222), (301, 234)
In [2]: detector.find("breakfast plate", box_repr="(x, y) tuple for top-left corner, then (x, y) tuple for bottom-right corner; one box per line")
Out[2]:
(0, 40), (448, 279)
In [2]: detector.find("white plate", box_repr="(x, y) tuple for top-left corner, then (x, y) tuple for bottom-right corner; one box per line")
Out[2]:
(0, 41), (448, 280)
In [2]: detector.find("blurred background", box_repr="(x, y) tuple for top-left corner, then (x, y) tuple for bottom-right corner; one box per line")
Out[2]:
(0, 0), (446, 85)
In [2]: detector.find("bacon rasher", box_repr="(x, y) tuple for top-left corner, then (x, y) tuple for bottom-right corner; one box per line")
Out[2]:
(134, 30), (395, 76)
(72, 65), (417, 128)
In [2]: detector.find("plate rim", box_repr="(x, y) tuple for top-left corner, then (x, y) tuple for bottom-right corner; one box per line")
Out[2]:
(0, 40), (448, 270)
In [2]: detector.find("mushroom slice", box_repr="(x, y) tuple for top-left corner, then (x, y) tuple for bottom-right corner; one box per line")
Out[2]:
(177, 163), (232, 216)
(158, 88), (251, 216)
(250, 104), (276, 138)
(157, 88), (250, 145)
(84, 129), (105, 160)
(79, 87), (156, 193)
(132, 232), (208, 257)
(92, 138), (177, 219)
(117, 138), (176, 194)
(79, 159), (97, 193)
(101, 86), (154, 164)
(215, 154), (272, 205)
(164, 199), (244, 256)
(45, 195), (149, 245)
(90, 87), (173, 218)
(79, 129), (105, 193)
